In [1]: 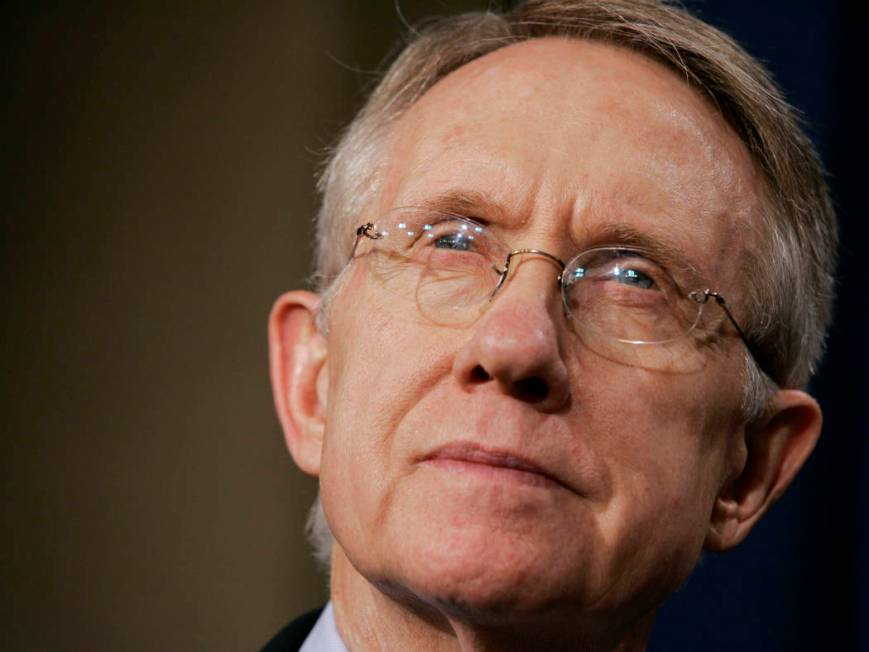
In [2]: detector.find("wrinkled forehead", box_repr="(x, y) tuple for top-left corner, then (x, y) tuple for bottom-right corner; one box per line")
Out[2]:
(372, 38), (766, 292)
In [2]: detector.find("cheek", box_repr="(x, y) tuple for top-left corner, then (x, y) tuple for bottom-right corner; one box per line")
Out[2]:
(584, 348), (738, 454)
(318, 280), (460, 544)
(579, 356), (740, 534)
(575, 368), (737, 600)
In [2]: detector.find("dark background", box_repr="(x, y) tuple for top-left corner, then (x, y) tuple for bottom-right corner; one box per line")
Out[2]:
(2, 1), (866, 650)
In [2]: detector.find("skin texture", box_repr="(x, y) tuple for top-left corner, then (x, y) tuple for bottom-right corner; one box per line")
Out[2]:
(269, 38), (822, 651)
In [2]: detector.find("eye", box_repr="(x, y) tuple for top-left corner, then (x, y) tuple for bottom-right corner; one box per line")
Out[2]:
(433, 232), (472, 250)
(385, 212), (499, 266)
(424, 219), (484, 253)
(566, 249), (670, 294)
(610, 265), (655, 290)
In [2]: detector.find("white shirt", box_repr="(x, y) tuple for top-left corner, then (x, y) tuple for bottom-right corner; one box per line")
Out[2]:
(299, 602), (348, 652)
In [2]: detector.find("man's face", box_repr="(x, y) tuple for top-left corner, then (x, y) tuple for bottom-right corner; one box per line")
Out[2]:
(318, 38), (764, 622)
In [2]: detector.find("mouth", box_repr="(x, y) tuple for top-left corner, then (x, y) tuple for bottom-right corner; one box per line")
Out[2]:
(419, 443), (572, 492)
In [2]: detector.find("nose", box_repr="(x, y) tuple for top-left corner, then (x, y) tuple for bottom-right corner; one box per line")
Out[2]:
(452, 256), (571, 412)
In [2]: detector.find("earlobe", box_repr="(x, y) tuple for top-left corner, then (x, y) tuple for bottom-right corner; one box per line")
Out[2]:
(705, 389), (822, 551)
(268, 290), (328, 476)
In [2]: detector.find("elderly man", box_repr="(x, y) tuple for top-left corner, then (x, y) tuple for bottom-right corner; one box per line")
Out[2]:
(265, 1), (837, 650)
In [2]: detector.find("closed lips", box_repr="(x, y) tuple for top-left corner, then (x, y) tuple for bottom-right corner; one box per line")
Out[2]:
(420, 443), (574, 492)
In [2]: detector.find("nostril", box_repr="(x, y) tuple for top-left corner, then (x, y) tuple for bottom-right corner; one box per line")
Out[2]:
(467, 366), (551, 403)
(470, 365), (491, 383)
(513, 376), (550, 403)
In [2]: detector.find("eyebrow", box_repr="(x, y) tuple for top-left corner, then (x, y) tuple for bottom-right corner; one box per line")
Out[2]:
(400, 191), (707, 287)
(412, 190), (510, 223)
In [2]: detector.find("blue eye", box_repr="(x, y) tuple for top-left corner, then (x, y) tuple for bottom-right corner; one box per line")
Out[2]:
(612, 266), (654, 289)
(433, 232), (472, 251)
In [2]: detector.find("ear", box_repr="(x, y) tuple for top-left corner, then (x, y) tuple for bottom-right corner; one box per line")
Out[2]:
(705, 389), (822, 551)
(268, 290), (328, 476)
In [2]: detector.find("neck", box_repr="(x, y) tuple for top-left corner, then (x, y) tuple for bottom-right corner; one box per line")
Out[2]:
(329, 546), (655, 652)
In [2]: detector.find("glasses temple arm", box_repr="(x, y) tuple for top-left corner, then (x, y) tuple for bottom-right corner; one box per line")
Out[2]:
(704, 291), (772, 381)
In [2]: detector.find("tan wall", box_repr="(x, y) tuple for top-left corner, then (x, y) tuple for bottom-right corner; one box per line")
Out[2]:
(1, 2), (483, 649)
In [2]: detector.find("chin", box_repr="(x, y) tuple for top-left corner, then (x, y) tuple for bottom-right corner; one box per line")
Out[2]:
(386, 519), (583, 622)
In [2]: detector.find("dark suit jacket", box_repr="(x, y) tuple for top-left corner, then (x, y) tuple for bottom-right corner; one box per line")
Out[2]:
(261, 607), (324, 652)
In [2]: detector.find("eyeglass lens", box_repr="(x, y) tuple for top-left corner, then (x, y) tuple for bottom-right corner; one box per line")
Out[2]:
(352, 208), (711, 371)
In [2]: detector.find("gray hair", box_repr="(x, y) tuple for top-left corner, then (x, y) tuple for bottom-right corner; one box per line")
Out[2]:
(306, 0), (837, 565)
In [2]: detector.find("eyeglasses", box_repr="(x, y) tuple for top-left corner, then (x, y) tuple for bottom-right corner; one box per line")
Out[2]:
(349, 207), (765, 374)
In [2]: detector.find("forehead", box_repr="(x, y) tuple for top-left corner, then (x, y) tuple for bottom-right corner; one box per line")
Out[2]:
(376, 37), (765, 288)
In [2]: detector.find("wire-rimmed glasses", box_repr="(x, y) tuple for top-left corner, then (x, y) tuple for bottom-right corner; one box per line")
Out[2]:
(348, 207), (762, 373)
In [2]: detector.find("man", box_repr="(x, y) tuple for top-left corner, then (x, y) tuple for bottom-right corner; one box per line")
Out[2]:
(266, 1), (837, 650)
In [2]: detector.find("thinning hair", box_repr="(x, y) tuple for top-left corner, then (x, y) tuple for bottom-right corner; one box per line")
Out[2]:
(306, 0), (837, 565)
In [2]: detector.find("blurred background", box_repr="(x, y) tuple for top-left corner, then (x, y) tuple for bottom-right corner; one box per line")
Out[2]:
(2, 1), (866, 650)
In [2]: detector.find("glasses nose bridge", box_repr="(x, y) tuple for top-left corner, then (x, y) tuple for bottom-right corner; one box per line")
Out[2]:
(493, 248), (566, 296)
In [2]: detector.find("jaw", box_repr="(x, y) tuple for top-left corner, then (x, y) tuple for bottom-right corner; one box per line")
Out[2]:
(326, 483), (700, 652)
(330, 541), (660, 652)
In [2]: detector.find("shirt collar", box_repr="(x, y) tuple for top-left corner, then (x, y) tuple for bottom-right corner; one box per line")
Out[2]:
(299, 602), (348, 652)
